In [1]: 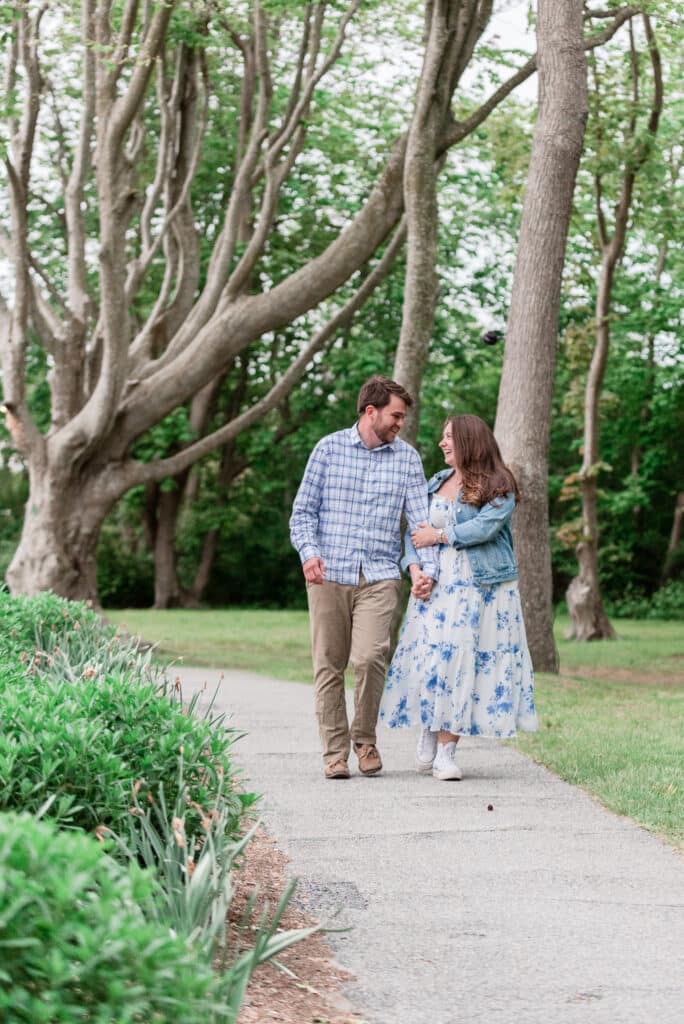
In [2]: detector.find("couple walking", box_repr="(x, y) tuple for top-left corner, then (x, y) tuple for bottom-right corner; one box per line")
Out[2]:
(289, 375), (537, 781)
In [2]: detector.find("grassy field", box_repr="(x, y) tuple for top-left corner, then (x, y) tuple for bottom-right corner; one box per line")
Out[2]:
(107, 608), (684, 848)
(107, 607), (314, 681)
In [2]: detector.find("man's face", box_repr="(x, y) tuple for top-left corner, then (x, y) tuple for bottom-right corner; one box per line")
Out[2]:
(368, 394), (407, 445)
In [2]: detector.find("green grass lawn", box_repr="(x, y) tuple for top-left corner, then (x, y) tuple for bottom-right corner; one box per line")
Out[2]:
(107, 607), (684, 848)
(106, 607), (313, 682)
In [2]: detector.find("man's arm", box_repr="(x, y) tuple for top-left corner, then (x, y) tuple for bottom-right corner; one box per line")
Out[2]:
(404, 452), (439, 580)
(289, 440), (328, 579)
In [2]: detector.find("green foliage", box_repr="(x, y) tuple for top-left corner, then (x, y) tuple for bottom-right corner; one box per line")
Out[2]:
(0, 589), (102, 661)
(96, 517), (154, 608)
(605, 580), (684, 621)
(0, 811), (224, 1024)
(0, 593), (314, 1023)
(0, 592), (245, 839)
(110, 785), (317, 1019)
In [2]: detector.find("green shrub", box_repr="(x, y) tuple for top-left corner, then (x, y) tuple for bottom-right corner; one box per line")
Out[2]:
(0, 660), (247, 838)
(0, 592), (249, 840)
(0, 812), (226, 1024)
(605, 579), (684, 621)
(648, 580), (684, 620)
(96, 521), (154, 608)
(0, 593), (313, 1023)
(0, 589), (103, 661)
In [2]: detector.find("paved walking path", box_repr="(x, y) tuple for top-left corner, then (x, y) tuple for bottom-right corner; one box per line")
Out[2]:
(178, 666), (684, 1024)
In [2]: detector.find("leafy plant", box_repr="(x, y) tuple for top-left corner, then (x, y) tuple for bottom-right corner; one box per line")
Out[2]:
(107, 767), (318, 1020)
(0, 592), (249, 841)
(0, 811), (226, 1024)
(606, 580), (684, 621)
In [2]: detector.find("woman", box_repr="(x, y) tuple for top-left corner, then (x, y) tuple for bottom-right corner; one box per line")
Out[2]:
(379, 414), (537, 780)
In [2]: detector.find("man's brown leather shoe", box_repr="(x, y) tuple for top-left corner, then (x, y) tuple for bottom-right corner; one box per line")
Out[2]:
(324, 758), (351, 779)
(354, 742), (382, 776)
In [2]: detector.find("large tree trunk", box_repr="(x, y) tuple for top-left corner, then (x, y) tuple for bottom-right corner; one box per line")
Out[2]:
(6, 462), (111, 602)
(494, 0), (588, 672)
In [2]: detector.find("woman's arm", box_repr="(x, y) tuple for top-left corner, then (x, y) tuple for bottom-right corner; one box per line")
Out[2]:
(443, 493), (515, 548)
(412, 493), (515, 550)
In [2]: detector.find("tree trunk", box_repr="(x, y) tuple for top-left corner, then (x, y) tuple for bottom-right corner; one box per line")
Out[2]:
(566, 542), (616, 641)
(152, 485), (185, 609)
(394, 1), (494, 445)
(6, 463), (110, 602)
(566, 14), (661, 641)
(566, 260), (616, 640)
(494, 0), (588, 672)
(184, 527), (219, 607)
(661, 491), (684, 583)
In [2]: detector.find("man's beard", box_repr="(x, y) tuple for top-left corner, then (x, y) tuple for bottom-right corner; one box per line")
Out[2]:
(373, 424), (397, 445)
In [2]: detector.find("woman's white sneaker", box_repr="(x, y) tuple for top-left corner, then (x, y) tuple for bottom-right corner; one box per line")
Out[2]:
(415, 727), (438, 774)
(432, 741), (462, 780)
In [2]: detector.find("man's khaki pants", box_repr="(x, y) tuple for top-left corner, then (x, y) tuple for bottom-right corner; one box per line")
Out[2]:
(307, 576), (402, 764)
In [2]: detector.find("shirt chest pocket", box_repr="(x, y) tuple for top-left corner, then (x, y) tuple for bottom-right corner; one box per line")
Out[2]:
(376, 470), (405, 515)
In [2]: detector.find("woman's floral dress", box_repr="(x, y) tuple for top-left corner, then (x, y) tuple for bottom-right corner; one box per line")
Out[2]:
(380, 497), (537, 737)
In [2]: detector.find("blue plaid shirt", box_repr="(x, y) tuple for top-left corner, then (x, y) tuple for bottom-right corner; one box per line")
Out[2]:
(290, 423), (439, 585)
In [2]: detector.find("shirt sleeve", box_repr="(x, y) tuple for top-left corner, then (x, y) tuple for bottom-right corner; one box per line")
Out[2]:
(289, 439), (328, 563)
(404, 452), (439, 580)
(443, 492), (515, 548)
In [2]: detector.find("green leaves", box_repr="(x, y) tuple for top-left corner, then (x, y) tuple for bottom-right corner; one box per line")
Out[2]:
(0, 590), (316, 1021)
(0, 813), (223, 1023)
(0, 591), (244, 840)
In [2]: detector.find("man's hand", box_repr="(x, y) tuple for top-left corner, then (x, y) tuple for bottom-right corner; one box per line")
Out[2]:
(409, 564), (434, 601)
(302, 556), (326, 584)
(411, 522), (438, 549)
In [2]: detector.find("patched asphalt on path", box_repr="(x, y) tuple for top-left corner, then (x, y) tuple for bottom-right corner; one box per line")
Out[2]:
(177, 666), (684, 1024)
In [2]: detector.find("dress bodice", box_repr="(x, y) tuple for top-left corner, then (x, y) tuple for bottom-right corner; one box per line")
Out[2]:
(429, 496), (452, 530)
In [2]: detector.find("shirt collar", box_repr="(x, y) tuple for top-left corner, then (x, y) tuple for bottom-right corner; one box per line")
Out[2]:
(348, 422), (394, 451)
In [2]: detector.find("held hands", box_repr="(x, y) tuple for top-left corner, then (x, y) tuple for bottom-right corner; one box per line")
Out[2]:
(409, 564), (434, 601)
(302, 556), (325, 584)
(411, 522), (440, 549)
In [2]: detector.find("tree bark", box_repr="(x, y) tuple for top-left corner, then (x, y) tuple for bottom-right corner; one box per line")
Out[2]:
(494, 0), (588, 671)
(6, 459), (112, 602)
(395, 1), (493, 445)
(152, 484), (186, 609)
(566, 14), (661, 641)
(661, 492), (684, 583)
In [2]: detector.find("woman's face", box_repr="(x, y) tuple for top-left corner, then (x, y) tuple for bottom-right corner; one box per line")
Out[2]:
(439, 424), (459, 468)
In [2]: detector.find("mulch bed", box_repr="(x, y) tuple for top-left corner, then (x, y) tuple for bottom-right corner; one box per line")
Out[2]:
(228, 828), (368, 1024)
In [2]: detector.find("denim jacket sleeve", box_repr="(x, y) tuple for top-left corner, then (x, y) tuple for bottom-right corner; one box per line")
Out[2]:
(443, 492), (515, 548)
(402, 453), (439, 580)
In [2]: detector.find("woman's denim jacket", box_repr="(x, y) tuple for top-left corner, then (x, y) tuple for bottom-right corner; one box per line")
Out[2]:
(401, 468), (518, 586)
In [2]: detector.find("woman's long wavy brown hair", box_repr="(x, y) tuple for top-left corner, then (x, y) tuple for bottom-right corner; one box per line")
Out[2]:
(445, 414), (520, 508)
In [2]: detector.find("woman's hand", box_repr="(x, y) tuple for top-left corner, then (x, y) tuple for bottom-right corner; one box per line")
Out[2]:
(408, 564), (434, 601)
(411, 523), (439, 549)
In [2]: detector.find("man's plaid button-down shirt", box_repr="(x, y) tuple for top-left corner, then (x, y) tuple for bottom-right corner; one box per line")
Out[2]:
(290, 423), (439, 585)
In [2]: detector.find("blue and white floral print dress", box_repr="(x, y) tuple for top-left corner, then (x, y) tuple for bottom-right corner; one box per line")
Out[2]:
(380, 496), (537, 737)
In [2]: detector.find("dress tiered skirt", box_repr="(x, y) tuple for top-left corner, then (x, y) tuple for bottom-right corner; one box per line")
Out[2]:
(380, 509), (537, 738)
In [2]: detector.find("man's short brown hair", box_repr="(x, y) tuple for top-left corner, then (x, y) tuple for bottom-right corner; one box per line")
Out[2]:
(357, 375), (413, 414)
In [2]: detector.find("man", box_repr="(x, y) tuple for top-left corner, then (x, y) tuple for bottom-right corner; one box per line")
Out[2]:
(290, 375), (439, 779)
